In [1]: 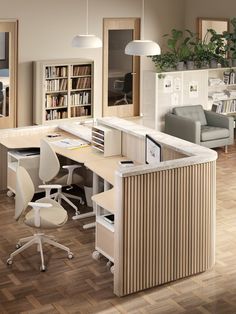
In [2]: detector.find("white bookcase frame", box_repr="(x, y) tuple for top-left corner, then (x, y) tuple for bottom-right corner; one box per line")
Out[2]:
(33, 58), (94, 125)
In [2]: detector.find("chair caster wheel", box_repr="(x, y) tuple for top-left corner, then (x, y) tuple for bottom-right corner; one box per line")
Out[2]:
(16, 243), (22, 249)
(7, 190), (14, 197)
(7, 258), (13, 265)
(110, 265), (115, 274)
(40, 265), (46, 272)
(92, 250), (101, 260)
(68, 252), (74, 259)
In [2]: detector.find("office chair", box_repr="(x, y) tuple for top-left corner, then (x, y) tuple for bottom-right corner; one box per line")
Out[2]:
(7, 166), (73, 271)
(114, 72), (132, 105)
(39, 139), (84, 216)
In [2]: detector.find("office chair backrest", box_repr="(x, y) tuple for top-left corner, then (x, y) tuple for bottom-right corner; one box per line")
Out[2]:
(123, 73), (132, 94)
(39, 139), (60, 183)
(15, 166), (35, 220)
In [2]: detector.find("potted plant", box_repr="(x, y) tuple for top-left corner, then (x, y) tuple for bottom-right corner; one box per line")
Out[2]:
(223, 18), (236, 66)
(208, 28), (227, 67)
(150, 52), (177, 72)
(163, 29), (195, 70)
(193, 30), (216, 68)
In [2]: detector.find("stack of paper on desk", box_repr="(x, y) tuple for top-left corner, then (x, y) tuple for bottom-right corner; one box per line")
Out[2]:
(52, 138), (89, 149)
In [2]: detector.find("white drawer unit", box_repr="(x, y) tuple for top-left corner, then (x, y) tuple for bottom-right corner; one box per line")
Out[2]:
(92, 125), (121, 157)
(7, 150), (42, 196)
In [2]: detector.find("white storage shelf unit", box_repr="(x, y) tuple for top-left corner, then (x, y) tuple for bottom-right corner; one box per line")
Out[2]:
(92, 125), (121, 157)
(33, 58), (94, 125)
(208, 67), (236, 115)
(142, 68), (229, 131)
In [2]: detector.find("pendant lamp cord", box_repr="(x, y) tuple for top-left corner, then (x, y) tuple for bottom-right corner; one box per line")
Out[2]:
(141, 0), (144, 40)
(86, 0), (89, 35)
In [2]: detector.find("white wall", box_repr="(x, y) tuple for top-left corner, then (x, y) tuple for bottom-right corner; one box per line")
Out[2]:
(0, 0), (185, 126)
(184, 0), (236, 32)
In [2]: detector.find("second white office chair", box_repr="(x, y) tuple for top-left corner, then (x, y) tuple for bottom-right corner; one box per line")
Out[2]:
(39, 139), (84, 216)
(7, 166), (73, 271)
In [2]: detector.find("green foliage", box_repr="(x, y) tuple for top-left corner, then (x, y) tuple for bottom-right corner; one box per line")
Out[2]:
(163, 29), (195, 62)
(150, 20), (236, 72)
(223, 18), (236, 59)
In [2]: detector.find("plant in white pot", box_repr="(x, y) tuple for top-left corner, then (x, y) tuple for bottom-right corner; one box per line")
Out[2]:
(223, 18), (236, 67)
(163, 29), (195, 70)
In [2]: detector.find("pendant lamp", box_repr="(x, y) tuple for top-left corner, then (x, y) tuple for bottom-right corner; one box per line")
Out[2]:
(125, 0), (160, 56)
(72, 0), (102, 48)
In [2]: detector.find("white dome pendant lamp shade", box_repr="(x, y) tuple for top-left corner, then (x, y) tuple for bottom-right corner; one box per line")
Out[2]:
(72, 34), (102, 48)
(72, 0), (102, 48)
(125, 40), (161, 56)
(125, 0), (160, 56)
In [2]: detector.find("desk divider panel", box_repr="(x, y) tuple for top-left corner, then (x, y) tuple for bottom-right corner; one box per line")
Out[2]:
(114, 161), (216, 296)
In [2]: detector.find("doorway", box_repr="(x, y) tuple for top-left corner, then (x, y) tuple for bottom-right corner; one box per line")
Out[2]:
(0, 20), (18, 129)
(103, 18), (140, 117)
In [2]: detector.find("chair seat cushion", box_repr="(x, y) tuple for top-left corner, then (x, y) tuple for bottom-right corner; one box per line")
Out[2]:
(173, 105), (207, 125)
(24, 198), (68, 229)
(201, 126), (229, 142)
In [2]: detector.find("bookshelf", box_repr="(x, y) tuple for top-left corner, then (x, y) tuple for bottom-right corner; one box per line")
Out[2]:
(142, 67), (236, 131)
(208, 67), (236, 116)
(33, 59), (94, 124)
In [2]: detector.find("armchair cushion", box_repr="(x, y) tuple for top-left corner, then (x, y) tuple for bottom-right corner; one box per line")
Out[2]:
(201, 126), (229, 142)
(173, 105), (207, 126)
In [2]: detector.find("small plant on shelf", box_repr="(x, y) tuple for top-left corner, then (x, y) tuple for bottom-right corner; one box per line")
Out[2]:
(223, 18), (236, 66)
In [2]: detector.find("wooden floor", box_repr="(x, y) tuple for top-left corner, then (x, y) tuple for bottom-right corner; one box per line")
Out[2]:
(1, 146), (236, 314)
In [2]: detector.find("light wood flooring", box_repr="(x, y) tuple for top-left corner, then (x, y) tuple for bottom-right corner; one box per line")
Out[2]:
(1, 146), (236, 313)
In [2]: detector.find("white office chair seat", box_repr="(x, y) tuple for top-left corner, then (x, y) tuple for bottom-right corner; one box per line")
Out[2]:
(52, 172), (83, 186)
(25, 198), (68, 229)
(7, 166), (73, 271)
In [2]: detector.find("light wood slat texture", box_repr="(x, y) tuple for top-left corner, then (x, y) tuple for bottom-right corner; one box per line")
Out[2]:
(114, 161), (216, 296)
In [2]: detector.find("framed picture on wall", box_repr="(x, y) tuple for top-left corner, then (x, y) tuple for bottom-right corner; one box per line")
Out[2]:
(0, 32), (6, 61)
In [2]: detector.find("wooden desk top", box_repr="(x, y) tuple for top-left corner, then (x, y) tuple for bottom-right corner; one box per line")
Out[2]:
(0, 129), (125, 183)
(85, 156), (126, 185)
(91, 188), (116, 214)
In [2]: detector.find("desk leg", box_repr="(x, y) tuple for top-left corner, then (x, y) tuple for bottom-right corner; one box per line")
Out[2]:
(72, 172), (98, 224)
(0, 144), (8, 192)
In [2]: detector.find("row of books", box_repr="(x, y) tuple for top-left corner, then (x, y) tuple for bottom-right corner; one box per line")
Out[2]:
(223, 70), (236, 85)
(71, 77), (91, 90)
(209, 89), (236, 100)
(45, 79), (68, 91)
(212, 100), (236, 114)
(45, 109), (68, 120)
(71, 106), (91, 117)
(45, 66), (67, 78)
(45, 95), (68, 108)
(71, 92), (90, 106)
(72, 65), (91, 76)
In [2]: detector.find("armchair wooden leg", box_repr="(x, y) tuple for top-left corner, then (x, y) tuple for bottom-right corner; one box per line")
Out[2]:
(225, 145), (228, 153)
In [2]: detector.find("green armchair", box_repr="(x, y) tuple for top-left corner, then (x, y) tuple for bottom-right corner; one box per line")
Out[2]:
(165, 105), (234, 152)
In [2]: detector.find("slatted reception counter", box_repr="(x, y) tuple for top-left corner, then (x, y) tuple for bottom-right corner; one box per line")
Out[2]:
(97, 117), (217, 297)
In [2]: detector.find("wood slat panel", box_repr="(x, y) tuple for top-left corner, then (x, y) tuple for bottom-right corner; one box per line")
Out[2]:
(116, 161), (216, 296)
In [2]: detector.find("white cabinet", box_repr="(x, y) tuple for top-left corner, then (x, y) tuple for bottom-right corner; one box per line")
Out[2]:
(7, 150), (42, 195)
(33, 58), (94, 124)
(142, 69), (209, 131)
(92, 189), (115, 272)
